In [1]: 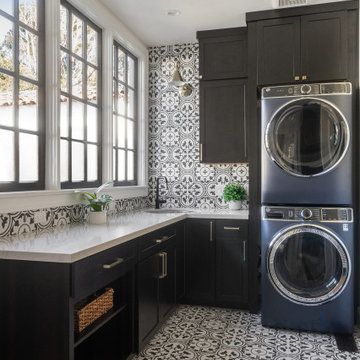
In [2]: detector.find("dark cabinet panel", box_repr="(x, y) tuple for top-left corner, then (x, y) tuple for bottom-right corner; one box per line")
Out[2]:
(200, 79), (247, 163)
(185, 219), (215, 302)
(159, 244), (176, 321)
(137, 254), (159, 347)
(198, 29), (247, 80)
(215, 220), (248, 307)
(176, 221), (185, 301)
(257, 17), (301, 85)
(301, 11), (348, 81)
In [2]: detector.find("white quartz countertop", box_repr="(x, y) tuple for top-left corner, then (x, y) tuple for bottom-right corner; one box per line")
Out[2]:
(0, 208), (248, 263)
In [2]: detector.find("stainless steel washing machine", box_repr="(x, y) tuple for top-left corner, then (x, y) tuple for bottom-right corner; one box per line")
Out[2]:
(261, 82), (353, 205)
(261, 205), (354, 334)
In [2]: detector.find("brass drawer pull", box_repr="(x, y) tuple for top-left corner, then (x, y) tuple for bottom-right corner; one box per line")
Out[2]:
(103, 257), (124, 269)
(155, 233), (175, 244)
(224, 226), (240, 231)
(210, 221), (213, 242)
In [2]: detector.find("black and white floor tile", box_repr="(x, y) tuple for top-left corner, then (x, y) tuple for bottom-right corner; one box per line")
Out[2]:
(135, 305), (360, 360)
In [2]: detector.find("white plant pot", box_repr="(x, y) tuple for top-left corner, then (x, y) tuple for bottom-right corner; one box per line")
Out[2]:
(88, 211), (107, 225)
(228, 201), (241, 210)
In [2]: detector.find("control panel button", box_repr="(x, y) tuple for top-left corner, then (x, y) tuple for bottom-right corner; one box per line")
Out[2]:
(301, 84), (311, 95)
(300, 208), (313, 219)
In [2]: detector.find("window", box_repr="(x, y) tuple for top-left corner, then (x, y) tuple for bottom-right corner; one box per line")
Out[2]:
(0, 0), (45, 191)
(113, 41), (138, 186)
(60, 1), (102, 189)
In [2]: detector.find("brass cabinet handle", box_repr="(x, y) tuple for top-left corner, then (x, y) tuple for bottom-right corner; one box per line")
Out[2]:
(103, 257), (124, 269)
(294, 76), (300, 81)
(159, 252), (167, 279)
(243, 241), (246, 262)
(224, 226), (240, 231)
(210, 221), (213, 242)
(200, 143), (203, 162)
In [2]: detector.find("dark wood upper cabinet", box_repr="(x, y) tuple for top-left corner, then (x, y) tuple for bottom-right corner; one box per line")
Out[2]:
(257, 17), (301, 85)
(200, 79), (247, 163)
(301, 11), (348, 82)
(256, 10), (349, 85)
(198, 28), (247, 80)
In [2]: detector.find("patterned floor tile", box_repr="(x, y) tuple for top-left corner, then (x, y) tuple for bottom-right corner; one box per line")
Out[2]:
(134, 305), (360, 360)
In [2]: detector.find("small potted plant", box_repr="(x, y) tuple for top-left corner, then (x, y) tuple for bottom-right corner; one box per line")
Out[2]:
(80, 181), (113, 224)
(223, 182), (247, 210)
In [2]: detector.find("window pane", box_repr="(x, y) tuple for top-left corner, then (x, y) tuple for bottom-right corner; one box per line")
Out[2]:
(117, 149), (125, 181)
(60, 5), (68, 48)
(117, 83), (125, 116)
(87, 144), (97, 181)
(87, 66), (97, 103)
(19, 27), (38, 80)
(0, 72), (14, 127)
(0, 0), (14, 15)
(60, 139), (68, 182)
(60, 96), (69, 137)
(71, 57), (83, 98)
(0, 15), (14, 71)
(71, 100), (84, 140)
(127, 151), (134, 181)
(117, 49), (125, 82)
(87, 105), (97, 142)
(0, 129), (14, 182)
(19, 80), (38, 131)
(127, 120), (134, 150)
(19, 0), (37, 30)
(71, 14), (83, 57)
(127, 88), (134, 118)
(60, 51), (69, 92)
(128, 56), (135, 88)
(87, 25), (97, 65)
(19, 132), (38, 182)
(117, 116), (125, 148)
(72, 141), (84, 181)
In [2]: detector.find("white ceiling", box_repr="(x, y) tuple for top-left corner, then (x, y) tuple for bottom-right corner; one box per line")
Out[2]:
(99, 0), (348, 46)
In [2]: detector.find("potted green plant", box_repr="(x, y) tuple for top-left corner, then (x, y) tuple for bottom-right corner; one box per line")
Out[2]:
(223, 182), (247, 210)
(80, 181), (114, 224)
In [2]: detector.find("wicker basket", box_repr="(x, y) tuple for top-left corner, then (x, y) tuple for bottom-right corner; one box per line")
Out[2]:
(74, 288), (114, 333)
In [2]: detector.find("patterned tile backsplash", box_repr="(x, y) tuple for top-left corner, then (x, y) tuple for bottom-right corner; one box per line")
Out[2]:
(148, 43), (249, 210)
(0, 197), (149, 237)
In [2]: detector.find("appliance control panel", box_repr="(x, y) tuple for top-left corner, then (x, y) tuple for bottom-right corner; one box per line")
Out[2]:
(261, 82), (352, 99)
(263, 206), (353, 223)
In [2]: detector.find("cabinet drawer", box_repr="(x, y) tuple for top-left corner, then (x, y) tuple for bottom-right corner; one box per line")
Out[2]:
(72, 241), (137, 300)
(216, 220), (248, 239)
(139, 225), (176, 260)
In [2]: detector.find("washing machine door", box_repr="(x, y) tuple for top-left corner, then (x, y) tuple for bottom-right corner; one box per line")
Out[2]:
(265, 98), (349, 177)
(268, 224), (350, 305)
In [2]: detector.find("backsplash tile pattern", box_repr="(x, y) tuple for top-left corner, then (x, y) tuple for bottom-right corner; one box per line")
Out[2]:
(0, 197), (149, 237)
(148, 43), (249, 210)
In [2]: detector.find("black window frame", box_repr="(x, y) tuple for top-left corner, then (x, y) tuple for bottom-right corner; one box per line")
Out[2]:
(60, 0), (102, 189)
(112, 41), (138, 186)
(0, 0), (45, 192)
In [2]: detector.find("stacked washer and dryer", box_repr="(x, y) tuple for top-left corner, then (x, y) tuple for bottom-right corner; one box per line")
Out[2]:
(260, 82), (355, 334)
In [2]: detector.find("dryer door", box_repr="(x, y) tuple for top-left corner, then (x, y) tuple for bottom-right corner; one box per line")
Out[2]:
(265, 98), (349, 177)
(268, 224), (350, 305)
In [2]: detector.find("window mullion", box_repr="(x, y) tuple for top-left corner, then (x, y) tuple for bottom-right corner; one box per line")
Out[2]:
(14, 0), (20, 185)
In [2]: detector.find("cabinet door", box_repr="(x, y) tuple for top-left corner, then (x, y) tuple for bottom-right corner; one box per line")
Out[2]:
(200, 79), (247, 163)
(199, 33), (247, 80)
(301, 11), (348, 82)
(137, 254), (159, 348)
(185, 219), (215, 302)
(158, 244), (176, 321)
(215, 220), (248, 307)
(257, 17), (301, 85)
(176, 221), (185, 301)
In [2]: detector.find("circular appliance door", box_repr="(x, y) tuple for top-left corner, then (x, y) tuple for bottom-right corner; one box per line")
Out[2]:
(268, 224), (350, 305)
(265, 98), (349, 177)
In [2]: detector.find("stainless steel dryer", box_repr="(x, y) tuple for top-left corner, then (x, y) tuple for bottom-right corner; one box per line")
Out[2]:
(261, 82), (353, 205)
(261, 206), (354, 334)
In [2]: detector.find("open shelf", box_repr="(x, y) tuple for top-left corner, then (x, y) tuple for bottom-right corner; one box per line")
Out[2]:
(74, 303), (127, 348)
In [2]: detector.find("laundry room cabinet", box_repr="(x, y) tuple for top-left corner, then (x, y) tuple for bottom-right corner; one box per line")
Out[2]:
(197, 27), (248, 163)
(184, 219), (248, 308)
(256, 11), (348, 85)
